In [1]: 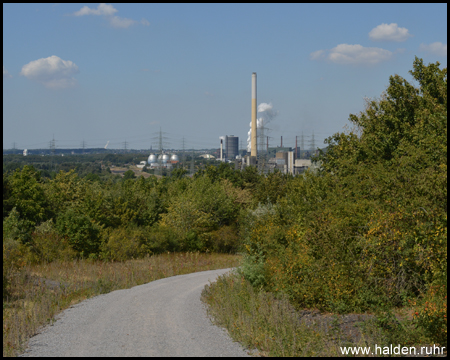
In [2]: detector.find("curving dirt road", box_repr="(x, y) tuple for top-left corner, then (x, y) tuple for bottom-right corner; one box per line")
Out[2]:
(20, 268), (250, 357)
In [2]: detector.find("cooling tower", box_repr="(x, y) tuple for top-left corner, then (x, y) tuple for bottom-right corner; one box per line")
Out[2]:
(226, 135), (239, 160)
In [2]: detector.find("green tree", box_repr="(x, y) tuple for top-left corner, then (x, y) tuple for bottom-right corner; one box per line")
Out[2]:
(56, 207), (102, 257)
(122, 170), (136, 180)
(243, 58), (447, 319)
(6, 165), (48, 229)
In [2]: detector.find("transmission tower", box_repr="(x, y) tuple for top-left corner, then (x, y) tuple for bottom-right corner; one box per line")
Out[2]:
(150, 128), (170, 153)
(190, 150), (195, 176)
(150, 128), (170, 176)
(309, 131), (316, 155)
(181, 137), (186, 170)
(123, 140), (128, 151)
(81, 139), (87, 154)
(49, 134), (56, 171)
(50, 134), (56, 155)
(301, 131), (305, 158)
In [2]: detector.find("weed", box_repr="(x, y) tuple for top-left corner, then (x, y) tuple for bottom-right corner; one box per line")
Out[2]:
(3, 252), (241, 357)
(202, 272), (442, 357)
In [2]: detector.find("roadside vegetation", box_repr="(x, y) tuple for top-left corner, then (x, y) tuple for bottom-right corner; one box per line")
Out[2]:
(3, 253), (241, 357)
(3, 58), (447, 356)
(204, 57), (447, 355)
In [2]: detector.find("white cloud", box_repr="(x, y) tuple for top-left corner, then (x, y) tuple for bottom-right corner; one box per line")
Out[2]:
(3, 66), (12, 79)
(20, 55), (79, 89)
(419, 42), (447, 57)
(72, 3), (149, 29)
(310, 50), (325, 60)
(109, 15), (137, 28)
(311, 44), (392, 65)
(369, 23), (412, 42)
(73, 3), (118, 17)
(329, 44), (392, 65)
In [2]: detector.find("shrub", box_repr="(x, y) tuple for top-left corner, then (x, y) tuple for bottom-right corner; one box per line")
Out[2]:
(56, 207), (102, 257)
(3, 207), (34, 244)
(414, 285), (447, 346)
(3, 240), (28, 299)
(122, 170), (136, 180)
(29, 219), (76, 263)
(100, 226), (148, 262)
(238, 251), (266, 288)
(143, 225), (180, 254)
(210, 225), (240, 253)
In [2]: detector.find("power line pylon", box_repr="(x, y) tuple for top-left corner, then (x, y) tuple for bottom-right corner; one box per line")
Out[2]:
(190, 150), (195, 176)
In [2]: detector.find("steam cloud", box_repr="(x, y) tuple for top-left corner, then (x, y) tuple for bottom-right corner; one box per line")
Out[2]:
(247, 102), (278, 152)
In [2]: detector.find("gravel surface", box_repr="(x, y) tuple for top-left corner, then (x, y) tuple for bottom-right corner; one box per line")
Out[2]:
(19, 268), (251, 357)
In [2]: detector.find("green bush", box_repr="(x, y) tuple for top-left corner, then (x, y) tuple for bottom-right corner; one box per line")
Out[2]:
(56, 207), (102, 257)
(100, 226), (148, 261)
(240, 58), (447, 324)
(238, 251), (266, 288)
(414, 285), (447, 346)
(143, 225), (180, 254)
(3, 207), (34, 244)
(209, 225), (240, 253)
(122, 170), (136, 180)
(3, 236), (30, 299)
(29, 219), (76, 263)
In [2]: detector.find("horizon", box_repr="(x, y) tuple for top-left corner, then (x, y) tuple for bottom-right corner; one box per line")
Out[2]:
(3, 4), (447, 151)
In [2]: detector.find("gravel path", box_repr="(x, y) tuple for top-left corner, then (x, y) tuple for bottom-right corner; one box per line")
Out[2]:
(19, 268), (250, 357)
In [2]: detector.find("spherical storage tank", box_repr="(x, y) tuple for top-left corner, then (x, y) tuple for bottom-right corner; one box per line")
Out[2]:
(170, 154), (179, 162)
(148, 154), (157, 164)
(162, 154), (169, 164)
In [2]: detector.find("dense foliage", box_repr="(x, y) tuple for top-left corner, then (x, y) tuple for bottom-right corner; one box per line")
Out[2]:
(239, 58), (447, 344)
(3, 58), (446, 345)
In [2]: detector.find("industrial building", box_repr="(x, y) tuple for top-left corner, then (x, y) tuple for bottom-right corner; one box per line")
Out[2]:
(146, 153), (179, 169)
(218, 135), (239, 161)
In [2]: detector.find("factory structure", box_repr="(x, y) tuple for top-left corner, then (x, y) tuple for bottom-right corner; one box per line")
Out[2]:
(140, 72), (314, 176)
(218, 135), (239, 162)
(146, 153), (179, 169)
(216, 72), (313, 175)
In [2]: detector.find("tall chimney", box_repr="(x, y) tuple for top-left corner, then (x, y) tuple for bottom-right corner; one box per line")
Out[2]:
(220, 139), (223, 161)
(251, 72), (257, 163)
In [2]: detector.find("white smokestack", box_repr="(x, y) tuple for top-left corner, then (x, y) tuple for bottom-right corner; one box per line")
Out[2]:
(219, 136), (225, 161)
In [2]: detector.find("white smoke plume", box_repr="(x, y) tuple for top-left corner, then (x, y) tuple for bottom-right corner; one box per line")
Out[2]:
(247, 102), (278, 152)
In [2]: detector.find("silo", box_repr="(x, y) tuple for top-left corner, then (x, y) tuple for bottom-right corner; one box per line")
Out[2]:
(148, 154), (157, 164)
(226, 136), (239, 160)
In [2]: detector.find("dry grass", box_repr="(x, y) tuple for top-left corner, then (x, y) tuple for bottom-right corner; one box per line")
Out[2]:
(3, 252), (242, 357)
(201, 271), (433, 357)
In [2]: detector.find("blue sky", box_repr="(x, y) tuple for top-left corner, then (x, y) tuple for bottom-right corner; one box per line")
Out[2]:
(3, 3), (447, 151)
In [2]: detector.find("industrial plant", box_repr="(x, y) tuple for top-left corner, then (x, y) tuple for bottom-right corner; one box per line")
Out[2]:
(136, 72), (317, 176)
(214, 72), (314, 175)
(146, 153), (179, 169)
(7, 72), (318, 177)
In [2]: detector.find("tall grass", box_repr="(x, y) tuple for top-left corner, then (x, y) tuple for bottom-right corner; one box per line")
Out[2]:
(3, 252), (241, 357)
(202, 271), (433, 357)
